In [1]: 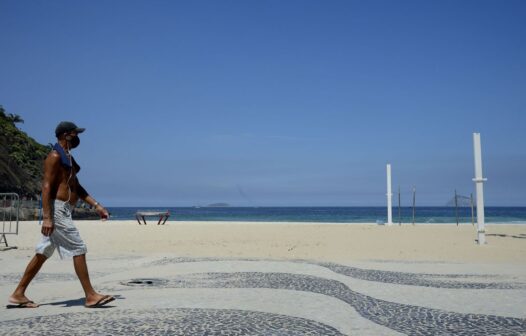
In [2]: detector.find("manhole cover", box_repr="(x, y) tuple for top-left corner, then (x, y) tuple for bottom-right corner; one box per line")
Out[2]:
(122, 278), (168, 287)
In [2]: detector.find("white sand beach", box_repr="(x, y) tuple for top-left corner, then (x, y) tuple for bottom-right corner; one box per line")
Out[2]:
(5, 221), (526, 263)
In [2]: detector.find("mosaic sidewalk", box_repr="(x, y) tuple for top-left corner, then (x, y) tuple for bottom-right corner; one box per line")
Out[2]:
(1, 256), (525, 335)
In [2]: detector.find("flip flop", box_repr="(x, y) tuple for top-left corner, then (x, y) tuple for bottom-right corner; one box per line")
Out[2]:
(85, 295), (115, 308)
(6, 300), (39, 309)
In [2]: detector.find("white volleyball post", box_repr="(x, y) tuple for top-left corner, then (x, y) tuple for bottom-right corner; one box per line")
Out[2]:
(473, 133), (487, 245)
(386, 164), (393, 225)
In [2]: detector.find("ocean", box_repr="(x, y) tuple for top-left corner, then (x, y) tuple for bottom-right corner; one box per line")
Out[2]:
(105, 207), (526, 224)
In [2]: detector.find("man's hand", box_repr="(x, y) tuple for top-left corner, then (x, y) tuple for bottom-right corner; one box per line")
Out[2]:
(95, 204), (110, 220)
(41, 219), (54, 236)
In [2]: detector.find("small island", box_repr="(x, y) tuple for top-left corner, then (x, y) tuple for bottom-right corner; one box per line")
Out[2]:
(206, 203), (230, 207)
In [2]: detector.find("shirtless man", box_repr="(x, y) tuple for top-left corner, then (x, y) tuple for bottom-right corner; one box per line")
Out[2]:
(8, 121), (114, 308)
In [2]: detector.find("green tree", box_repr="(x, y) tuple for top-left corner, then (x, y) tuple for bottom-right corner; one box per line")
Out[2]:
(0, 105), (48, 196)
(7, 113), (24, 124)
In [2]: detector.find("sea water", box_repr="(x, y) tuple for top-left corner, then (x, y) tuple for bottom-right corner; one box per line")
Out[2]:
(105, 207), (526, 224)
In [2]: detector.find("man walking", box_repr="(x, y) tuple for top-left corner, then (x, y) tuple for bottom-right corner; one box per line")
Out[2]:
(8, 121), (114, 308)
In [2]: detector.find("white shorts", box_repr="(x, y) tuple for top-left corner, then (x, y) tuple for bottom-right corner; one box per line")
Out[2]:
(35, 200), (87, 259)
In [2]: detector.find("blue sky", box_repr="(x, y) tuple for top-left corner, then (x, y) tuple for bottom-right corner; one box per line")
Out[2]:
(1, 0), (525, 206)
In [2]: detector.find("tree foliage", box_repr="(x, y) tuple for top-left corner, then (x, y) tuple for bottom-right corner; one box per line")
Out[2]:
(7, 113), (24, 124)
(0, 105), (48, 196)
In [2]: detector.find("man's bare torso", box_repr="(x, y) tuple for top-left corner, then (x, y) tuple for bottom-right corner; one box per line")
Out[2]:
(45, 150), (80, 206)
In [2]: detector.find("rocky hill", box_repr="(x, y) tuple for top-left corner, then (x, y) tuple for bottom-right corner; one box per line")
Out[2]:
(0, 106), (49, 197)
(0, 107), (100, 220)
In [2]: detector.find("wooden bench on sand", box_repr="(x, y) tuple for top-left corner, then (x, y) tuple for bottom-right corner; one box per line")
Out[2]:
(135, 211), (170, 225)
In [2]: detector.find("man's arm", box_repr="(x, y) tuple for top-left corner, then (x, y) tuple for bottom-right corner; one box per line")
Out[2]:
(41, 152), (61, 236)
(77, 182), (110, 219)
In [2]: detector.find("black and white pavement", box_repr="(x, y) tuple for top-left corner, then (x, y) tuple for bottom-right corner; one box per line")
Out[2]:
(1, 256), (525, 335)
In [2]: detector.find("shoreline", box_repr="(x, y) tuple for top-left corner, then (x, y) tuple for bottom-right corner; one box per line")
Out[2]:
(17, 219), (526, 225)
(104, 221), (526, 225)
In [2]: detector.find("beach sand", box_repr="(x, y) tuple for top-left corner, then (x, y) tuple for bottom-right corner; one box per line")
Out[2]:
(5, 221), (526, 263)
(1, 221), (525, 335)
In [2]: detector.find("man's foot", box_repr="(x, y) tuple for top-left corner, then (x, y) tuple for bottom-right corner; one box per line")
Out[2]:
(7, 295), (39, 308)
(85, 294), (115, 308)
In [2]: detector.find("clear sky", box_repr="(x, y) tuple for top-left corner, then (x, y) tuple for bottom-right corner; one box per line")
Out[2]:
(1, 0), (525, 206)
